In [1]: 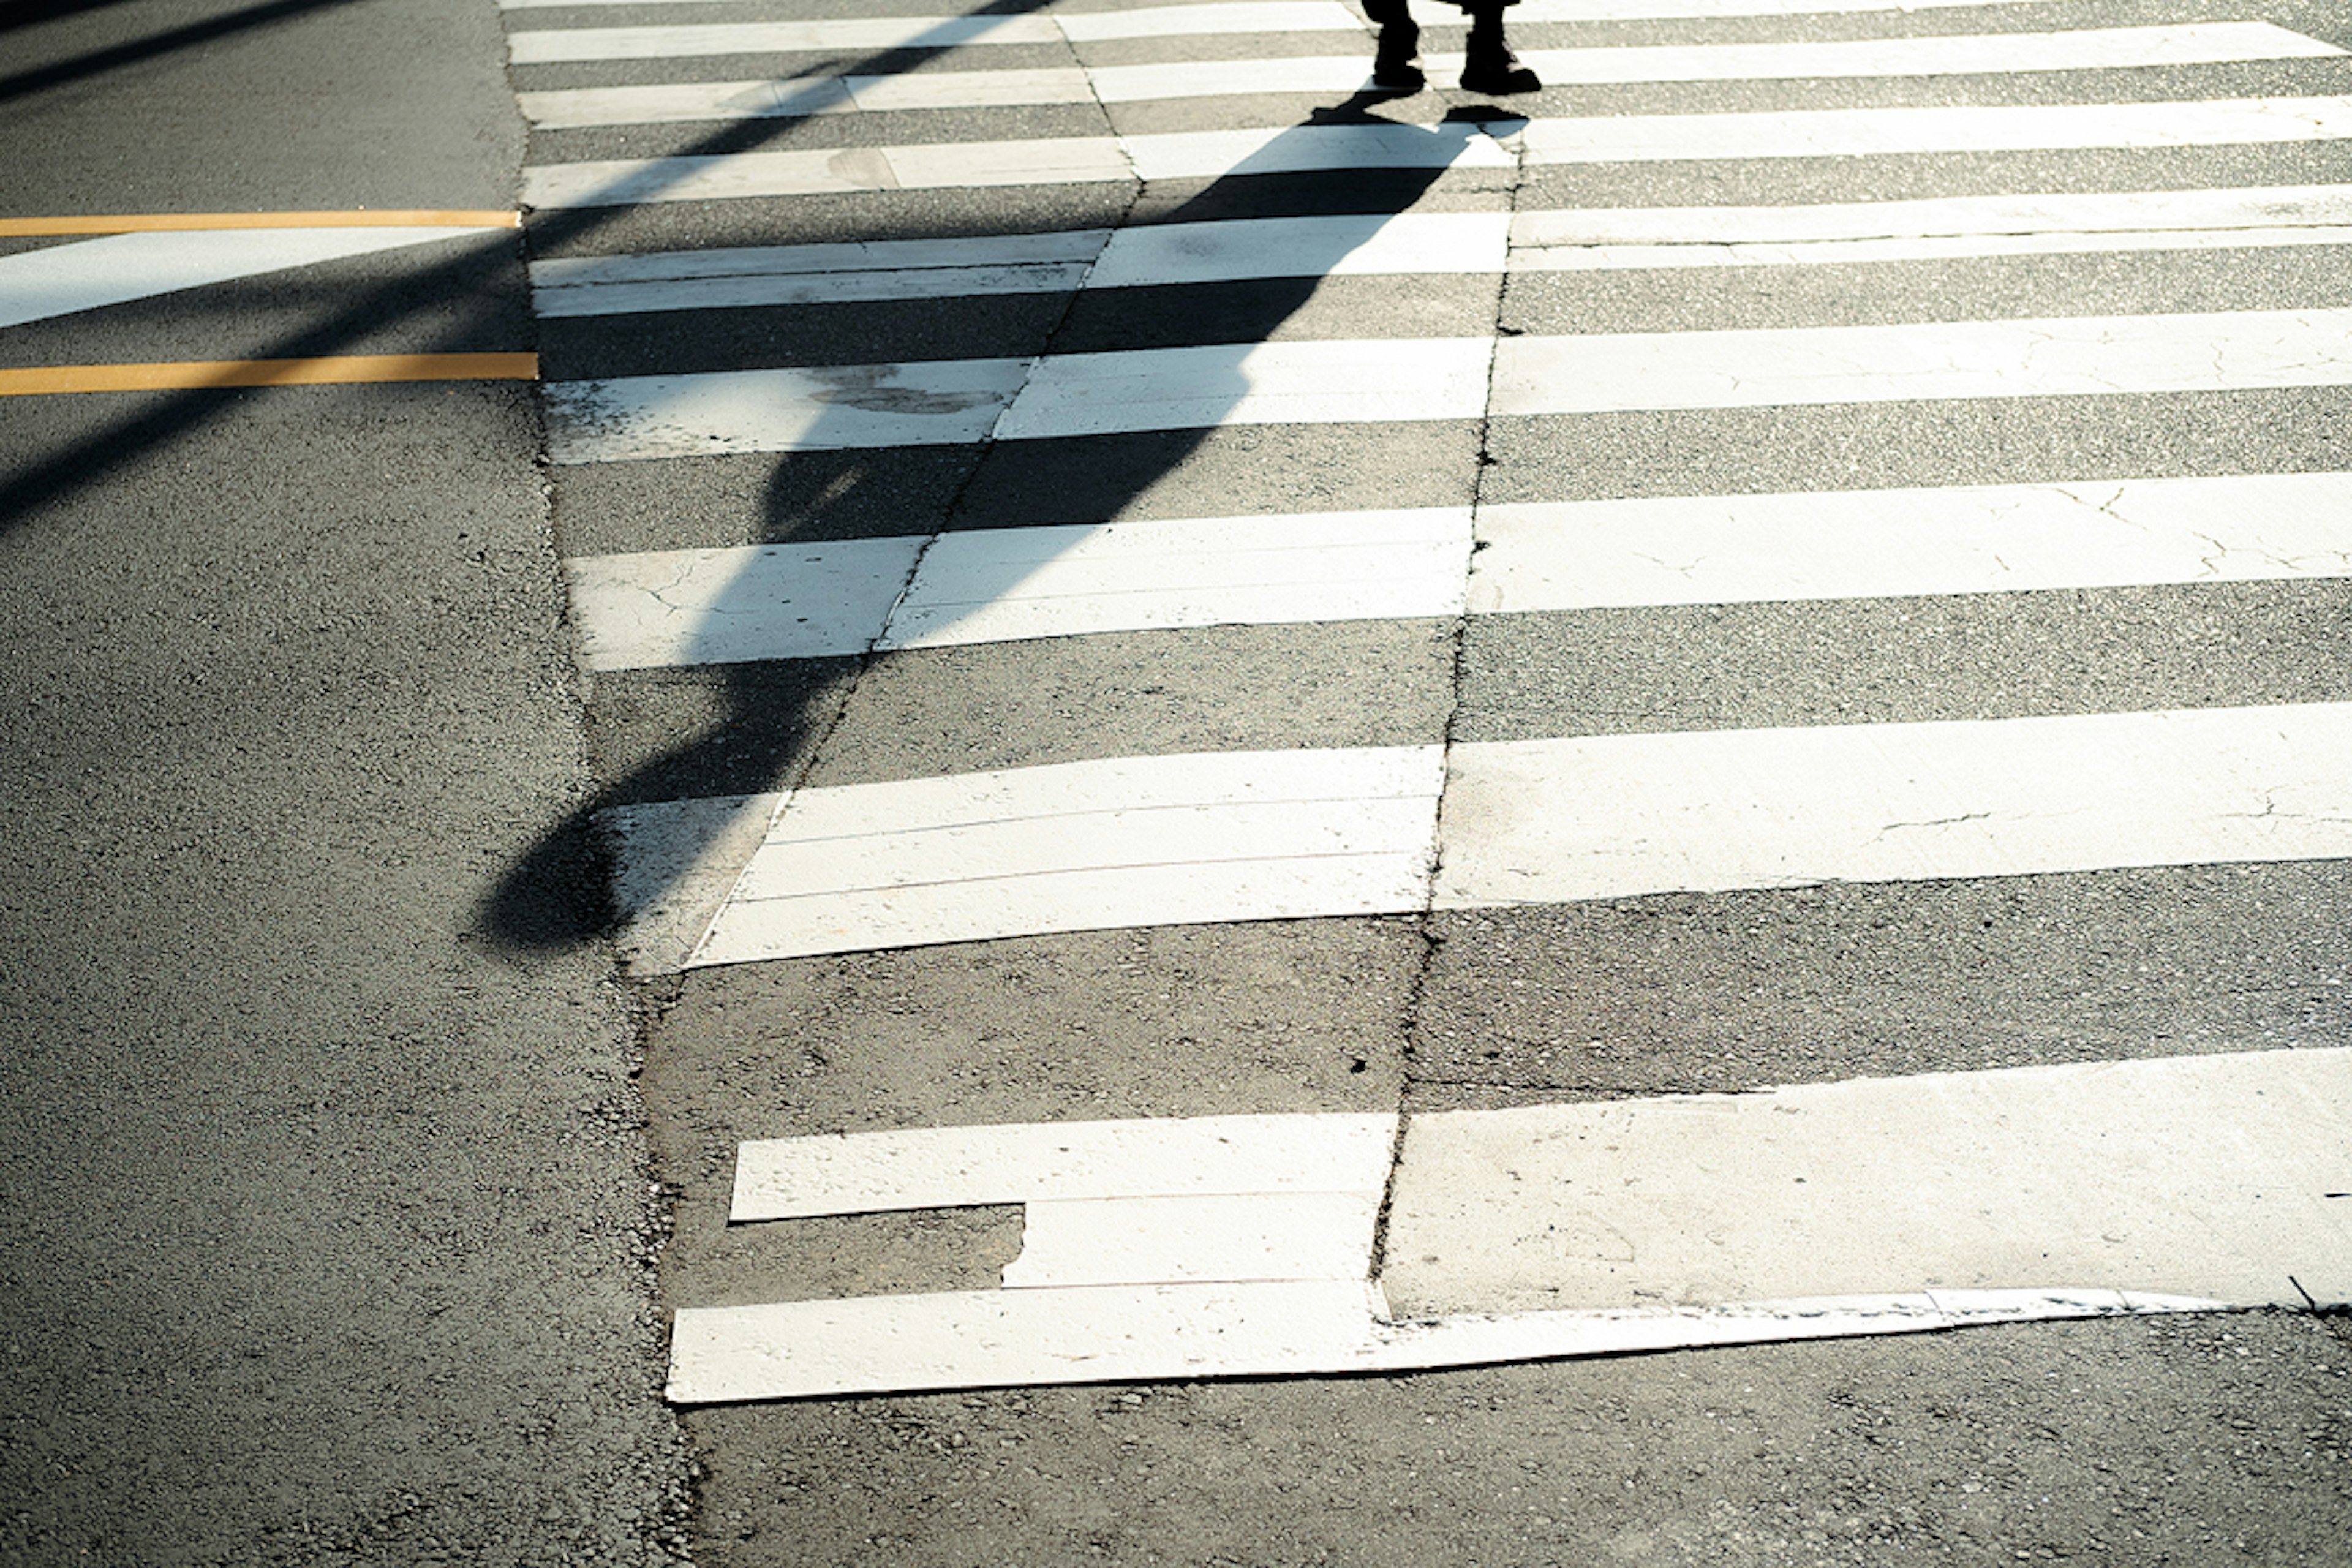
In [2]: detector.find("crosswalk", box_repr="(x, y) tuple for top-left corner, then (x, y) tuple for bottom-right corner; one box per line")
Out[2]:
(499, 0), (2352, 1407)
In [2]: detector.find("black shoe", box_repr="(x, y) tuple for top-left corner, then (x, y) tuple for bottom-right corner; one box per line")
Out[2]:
(1459, 44), (1540, 94)
(1373, 22), (1425, 92)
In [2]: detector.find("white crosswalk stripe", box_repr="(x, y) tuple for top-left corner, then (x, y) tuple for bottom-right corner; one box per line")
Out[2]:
(671, 1047), (2350, 1399)
(502, 0), (2352, 1409)
(515, 24), (2339, 126)
(544, 308), (2352, 459)
(546, 338), (1499, 460)
(565, 507), (1474, 668)
(561, 474), (2352, 669)
(522, 99), (2352, 206)
(529, 190), (2352, 320)
(1490, 309), (2352, 413)
(691, 746), (1445, 966)
(623, 701), (2352, 967)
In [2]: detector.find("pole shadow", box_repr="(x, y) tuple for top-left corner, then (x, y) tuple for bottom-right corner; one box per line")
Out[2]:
(481, 81), (1524, 957)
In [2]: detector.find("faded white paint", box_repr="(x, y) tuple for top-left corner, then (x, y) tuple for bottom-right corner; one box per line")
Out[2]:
(673, 1048), (2341, 1400)
(564, 510), (1469, 668)
(563, 536), (924, 669)
(1086, 24), (2337, 102)
(516, 68), (1098, 129)
(1520, 96), (2352, 164)
(546, 338), (1493, 462)
(1509, 184), (2352, 270)
(521, 138), (1135, 209)
(694, 747), (1445, 965)
(504, 15), (1063, 64)
(543, 358), (1030, 461)
(666, 1278), (2224, 1402)
(533, 214), (1506, 317)
(531, 230), (1108, 317)
(1434, 703), (2352, 908)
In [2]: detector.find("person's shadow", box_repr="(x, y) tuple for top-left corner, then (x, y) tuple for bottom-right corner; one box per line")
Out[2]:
(483, 91), (1527, 962)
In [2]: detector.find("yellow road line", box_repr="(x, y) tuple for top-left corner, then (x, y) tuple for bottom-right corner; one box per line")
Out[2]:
(0, 210), (519, 237)
(0, 353), (540, 396)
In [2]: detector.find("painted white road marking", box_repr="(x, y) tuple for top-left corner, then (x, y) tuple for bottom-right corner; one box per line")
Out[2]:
(1385, 1049), (2352, 1314)
(673, 1041), (2339, 1402)
(499, 0), (2071, 23)
(667, 1280), (2214, 1401)
(570, 507), (1469, 668)
(731, 1112), (1398, 1220)
(518, 25), (2335, 126)
(1512, 0), (2064, 15)
(531, 213), (1507, 317)
(993, 337), (1494, 438)
(0, 227), (499, 330)
(691, 746), (1444, 965)
(505, 15), (1065, 64)
(548, 338), (1494, 462)
(532, 229), (1108, 316)
(521, 100), (2352, 206)
(1513, 184), (2352, 246)
(671, 1279), (1390, 1401)
(1434, 703), (2352, 908)
(523, 121), (1511, 208)
(543, 357), (1030, 462)
(884, 507), (1473, 647)
(1088, 25), (2337, 101)
(1521, 224), (2352, 269)
(562, 535), (927, 669)
(1510, 183), (2352, 269)
(1056, 2), (1371, 40)
(1491, 309), (2352, 415)
(568, 472), (2352, 674)
(1468, 473), (2352, 612)
(527, 190), (2351, 322)
(1521, 96), (2352, 164)
(521, 138), (1136, 209)
(516, 67), (1099, 128)
(1084, 210), (1510, 285)
(527, 189), (2352, 320)
(549, 309), (2349, 463)
(1119, 121), (1517, 180)
(644, 704), (2352, 968)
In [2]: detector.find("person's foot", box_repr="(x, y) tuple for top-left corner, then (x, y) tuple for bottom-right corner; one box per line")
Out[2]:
(1459, 42), (1540, 94)
(1373, 21), (1425, 91)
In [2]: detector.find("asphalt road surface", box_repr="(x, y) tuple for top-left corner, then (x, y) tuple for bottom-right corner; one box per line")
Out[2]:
(5, 0), (2351, 1562)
